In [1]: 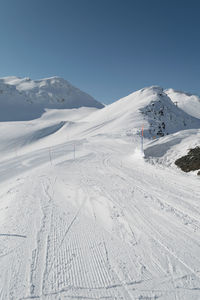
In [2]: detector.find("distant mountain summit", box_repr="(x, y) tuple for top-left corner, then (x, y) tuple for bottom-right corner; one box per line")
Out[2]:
(0, 76), (103, 121)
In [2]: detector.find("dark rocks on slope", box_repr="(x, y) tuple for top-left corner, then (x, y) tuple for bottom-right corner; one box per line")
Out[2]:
(175, 146), (200, 174)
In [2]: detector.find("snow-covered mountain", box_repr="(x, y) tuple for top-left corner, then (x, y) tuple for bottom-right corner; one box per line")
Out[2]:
(0, 76), (103, 121)
(83, 86), (200, 138)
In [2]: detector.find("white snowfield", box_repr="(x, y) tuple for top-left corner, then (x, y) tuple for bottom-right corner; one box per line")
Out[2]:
(0, 85), (200, 300)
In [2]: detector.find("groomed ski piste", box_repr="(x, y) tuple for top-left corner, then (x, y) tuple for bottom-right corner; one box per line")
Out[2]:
(0, 81), (200, 300)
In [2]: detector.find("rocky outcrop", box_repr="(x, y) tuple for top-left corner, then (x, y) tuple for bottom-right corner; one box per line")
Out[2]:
(175, 146), (200, 174)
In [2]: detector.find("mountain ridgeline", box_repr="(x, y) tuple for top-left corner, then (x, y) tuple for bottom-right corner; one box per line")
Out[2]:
(0, 76), (104, 121)
(0, 77), (200, 142)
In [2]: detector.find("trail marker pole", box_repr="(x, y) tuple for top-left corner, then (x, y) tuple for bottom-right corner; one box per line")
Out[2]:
(49, 147), (52, 166)
(141, 125), (144, 153)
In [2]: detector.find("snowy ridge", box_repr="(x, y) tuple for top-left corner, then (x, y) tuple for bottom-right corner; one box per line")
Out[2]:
(82, 86), (200, 138)
(0, 76), (103, 121)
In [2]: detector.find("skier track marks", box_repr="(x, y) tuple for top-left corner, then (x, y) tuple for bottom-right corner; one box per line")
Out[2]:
(78, 146), (200, 298)
(45, 198), (86, 283)
(79, 174), (134, 299)
(6, 141), (200, 300)
(106, 151), (200, 283)
(29, 176), (56, 298)
(0, 233), (27, 238)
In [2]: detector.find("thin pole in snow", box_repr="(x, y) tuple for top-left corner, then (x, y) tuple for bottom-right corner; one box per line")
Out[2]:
(74, 143), (75, 161)
(141, 125), (144, 153)
(49, 147), (52, 166)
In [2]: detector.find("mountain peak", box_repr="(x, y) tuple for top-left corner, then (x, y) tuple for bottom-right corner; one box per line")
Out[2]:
(0, 76), (104, 121)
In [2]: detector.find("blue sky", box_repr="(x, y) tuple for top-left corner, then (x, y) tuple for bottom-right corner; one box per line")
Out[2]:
(0, 0), (200, 104)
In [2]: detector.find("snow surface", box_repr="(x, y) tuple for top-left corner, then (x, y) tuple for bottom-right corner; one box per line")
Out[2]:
(0, 85), (200, 299)
(165, 88), (200, 119)
(0, 76), (103, 121)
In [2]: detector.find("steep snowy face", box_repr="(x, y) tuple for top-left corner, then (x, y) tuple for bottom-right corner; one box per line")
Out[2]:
(140, 87), (200, 138)
(165, 88), (200, 119)
(0, 76), (103, 121)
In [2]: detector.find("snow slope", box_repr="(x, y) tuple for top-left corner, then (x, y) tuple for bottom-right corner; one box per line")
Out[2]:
(0, 85), (200, 300)
(165, 88), (200, 119)
(0, 76), (103, 121)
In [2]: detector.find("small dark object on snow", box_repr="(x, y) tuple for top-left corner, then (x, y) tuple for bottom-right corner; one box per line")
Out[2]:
(175, 146), (200, 174)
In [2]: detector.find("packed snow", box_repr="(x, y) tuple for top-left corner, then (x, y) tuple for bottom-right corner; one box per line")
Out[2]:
(0, 84), (200, 300)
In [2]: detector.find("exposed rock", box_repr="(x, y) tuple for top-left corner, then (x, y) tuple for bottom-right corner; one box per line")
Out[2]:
(175, 147), (200, 174)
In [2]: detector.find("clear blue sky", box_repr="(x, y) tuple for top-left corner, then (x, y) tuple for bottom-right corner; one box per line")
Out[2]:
(0, 0), (200, 104)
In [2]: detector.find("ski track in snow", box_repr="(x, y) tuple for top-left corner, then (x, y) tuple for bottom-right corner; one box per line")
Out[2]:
(0, 140), (199, 300)
(0, 102), (200, 298)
